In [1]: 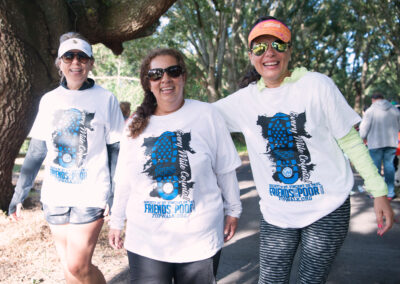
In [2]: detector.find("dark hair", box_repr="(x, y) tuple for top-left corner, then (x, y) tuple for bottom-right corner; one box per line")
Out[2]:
(371, 92), (384, 100)
(128, 48), (187, 138)
(239, 16), (289, 89)
(119, 101), (131, 119)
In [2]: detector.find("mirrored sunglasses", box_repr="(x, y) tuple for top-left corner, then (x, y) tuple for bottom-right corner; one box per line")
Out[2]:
(147, 65), (184, 81)
(61, 51), (91, 64)
(251, 40), (291, 56)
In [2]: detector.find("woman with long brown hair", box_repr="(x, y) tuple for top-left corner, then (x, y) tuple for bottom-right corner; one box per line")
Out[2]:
(109, 48), (242, 284)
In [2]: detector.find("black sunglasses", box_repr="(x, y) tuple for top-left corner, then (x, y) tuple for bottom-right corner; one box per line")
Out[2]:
(147, 65), (184, 81)
(61, 51), (91, 64)
(250, 40), (291, 56)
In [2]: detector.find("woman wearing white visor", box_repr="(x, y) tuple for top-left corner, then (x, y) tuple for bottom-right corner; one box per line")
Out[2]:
(8, 32), (125, 283)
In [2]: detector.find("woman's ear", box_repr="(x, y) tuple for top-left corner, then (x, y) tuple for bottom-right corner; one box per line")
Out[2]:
(89, 58), (95, 70)
(248, 51), (254, 66)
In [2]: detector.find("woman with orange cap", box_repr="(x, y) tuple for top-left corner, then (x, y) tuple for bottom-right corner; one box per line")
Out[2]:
(214, 16), (394, 283)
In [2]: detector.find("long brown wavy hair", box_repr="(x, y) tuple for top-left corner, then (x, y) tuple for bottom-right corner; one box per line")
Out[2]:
(128, 48), (187, 138)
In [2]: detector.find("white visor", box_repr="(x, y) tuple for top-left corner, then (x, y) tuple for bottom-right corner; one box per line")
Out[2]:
(58, 38), (93, 58)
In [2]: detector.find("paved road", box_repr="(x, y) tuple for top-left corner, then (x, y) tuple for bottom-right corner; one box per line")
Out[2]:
(109, 158), (400, 284)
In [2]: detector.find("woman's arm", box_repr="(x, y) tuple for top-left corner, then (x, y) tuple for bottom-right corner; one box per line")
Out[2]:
(8, 139), (47, 217)
(337, 127), (394, 235)
(216, 170), (242, 242)
(106, 142), (120, 213)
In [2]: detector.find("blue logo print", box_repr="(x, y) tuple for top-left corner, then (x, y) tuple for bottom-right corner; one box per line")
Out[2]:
(257, 112), (314, 184)
(50, 108), (94, 183)
(143, 130), (195, 201)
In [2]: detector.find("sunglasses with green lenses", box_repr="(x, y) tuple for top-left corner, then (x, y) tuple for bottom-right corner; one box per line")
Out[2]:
(251, 40), (291, 56)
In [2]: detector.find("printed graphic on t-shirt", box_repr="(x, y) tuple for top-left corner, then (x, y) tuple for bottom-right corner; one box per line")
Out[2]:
(50, 108), (94, 183)
(257, 112), (324, 202)
(142, 130), (196, 218)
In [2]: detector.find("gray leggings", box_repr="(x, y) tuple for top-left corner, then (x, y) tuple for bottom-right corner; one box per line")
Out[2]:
(259, 197), (350, 284)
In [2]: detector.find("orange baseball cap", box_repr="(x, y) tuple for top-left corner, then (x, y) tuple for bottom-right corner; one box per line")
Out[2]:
(248, 19), (291, 47)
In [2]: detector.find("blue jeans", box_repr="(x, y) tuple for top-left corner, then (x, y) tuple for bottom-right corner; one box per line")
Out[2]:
(369, 147), (397, 198)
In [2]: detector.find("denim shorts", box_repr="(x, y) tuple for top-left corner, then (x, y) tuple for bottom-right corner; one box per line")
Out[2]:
(43, 204), (105, 225)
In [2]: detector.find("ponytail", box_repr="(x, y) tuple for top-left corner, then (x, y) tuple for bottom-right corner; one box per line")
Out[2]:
(239, 67), (261, 89)
(128, 91), (157, 138)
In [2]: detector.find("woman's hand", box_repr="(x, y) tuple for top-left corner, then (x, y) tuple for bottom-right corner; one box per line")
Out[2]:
(9, 203), (22, 222)
(224, 215), (238, 242)
(103, 204), (110, 222)
(374, 196), (394, 236)
(108, 228), (124, 249)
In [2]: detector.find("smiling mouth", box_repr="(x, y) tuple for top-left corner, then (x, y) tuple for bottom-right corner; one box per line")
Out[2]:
(161, 87), (174, 93)
(263, 61), (279, 66)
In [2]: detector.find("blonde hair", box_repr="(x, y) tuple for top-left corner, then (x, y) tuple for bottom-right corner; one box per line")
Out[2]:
(55, 32), (93, 82)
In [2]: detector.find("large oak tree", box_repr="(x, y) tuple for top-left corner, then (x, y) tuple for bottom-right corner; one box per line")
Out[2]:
(0, 0), (176, 211)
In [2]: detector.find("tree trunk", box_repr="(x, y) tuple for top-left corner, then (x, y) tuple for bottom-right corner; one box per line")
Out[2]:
(0, 0), (57, 210)
(0, 0), (176, 212)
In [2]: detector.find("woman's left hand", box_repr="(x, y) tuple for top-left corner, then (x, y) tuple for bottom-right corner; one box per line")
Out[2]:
(224, 215), (238, 242)
(374, 196), (394, 236)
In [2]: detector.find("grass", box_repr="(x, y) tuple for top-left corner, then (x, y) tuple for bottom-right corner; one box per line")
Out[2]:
(234, 140), (248, 155)
(13, 164), (22, 173)
(232, 133), (248, 155)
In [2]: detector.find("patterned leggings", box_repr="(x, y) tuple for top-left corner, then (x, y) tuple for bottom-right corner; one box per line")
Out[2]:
(259, 197), (350, 284)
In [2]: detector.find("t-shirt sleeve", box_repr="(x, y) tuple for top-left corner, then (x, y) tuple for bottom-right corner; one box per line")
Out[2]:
(209, 105), (242, 174)
(110, 127), (131, 229)
(29, 96), (50, 140)
(320, 76), (361, 139)
(105, 94), (125, 144)
(213, 94), (242, 133)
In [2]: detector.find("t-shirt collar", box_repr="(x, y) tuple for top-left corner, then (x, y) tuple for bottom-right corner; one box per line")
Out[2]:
(61, 78), (95, 90)
(257, 67), (308, 91)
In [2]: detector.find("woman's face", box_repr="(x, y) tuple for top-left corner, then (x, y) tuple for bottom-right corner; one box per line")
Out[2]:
(149, 55), (185, 115)
(248, 35), (291, 88)
(58, 49), (94, 90)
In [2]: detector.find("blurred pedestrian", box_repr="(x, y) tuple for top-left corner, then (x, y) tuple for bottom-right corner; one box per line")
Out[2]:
(360, 92), (400, 200)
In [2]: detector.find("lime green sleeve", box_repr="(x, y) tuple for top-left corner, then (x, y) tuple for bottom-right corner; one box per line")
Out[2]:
(337, 127), (388, 197)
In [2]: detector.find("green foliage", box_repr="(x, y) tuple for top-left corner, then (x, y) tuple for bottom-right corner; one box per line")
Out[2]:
(19, 139), (30, 156)
(13, 164), (21, 173)
(232, 133), (247, 155)
(91, 44), (144, 111)
(90, 0), (400, 110)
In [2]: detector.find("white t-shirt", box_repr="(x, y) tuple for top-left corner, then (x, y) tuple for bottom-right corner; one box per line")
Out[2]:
(214, 72), (361, 228)
(30, 84), (125, 208)
(111, 99), (241, 263)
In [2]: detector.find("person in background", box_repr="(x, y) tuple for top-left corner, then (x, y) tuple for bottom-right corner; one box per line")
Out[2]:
(108, 48), (242, 284)
(214, 16), (394, 283)
(8, 32), (124, 284)
(120, 101), (132, 121)
(359, 92), (400, 200)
